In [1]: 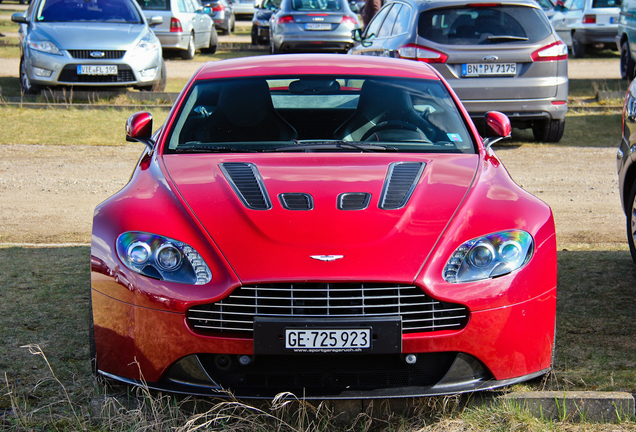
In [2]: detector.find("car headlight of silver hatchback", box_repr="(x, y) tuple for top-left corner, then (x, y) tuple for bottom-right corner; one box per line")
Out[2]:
(27, 38), (62, 55)
(443, 230), (533, 283)
(130, 33), (161, 58)
(116, 231), (212, 285)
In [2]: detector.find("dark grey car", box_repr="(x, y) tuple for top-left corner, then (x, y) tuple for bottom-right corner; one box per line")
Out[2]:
(349, 0), (569, 142)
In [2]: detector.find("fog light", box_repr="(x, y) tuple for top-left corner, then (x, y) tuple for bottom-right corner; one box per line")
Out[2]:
(139, 67), (158, 78)
(405, 354), (417, 365)
(33, 67), (52, 77)
(238, 355), (252, 366)
(215, 354), (231, 370)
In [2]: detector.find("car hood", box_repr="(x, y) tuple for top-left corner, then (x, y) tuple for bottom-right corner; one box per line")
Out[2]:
(163, 153), (479, 283)
(30, 22), (147, 50)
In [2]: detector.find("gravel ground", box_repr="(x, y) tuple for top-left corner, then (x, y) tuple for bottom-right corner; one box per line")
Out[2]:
(0, 51), (627, 247)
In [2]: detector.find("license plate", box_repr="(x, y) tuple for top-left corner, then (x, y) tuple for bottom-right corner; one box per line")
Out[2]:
(462, 63), (516, 77)
(285, 328), (371, 352)
(306, 23), (331, 30)
(77, 65), (118, 76)
(610, 16), (617, 23)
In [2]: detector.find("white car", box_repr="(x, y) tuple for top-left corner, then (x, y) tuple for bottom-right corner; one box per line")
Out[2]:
(550, 0), (620, 57)
(137, 0), (217, 59)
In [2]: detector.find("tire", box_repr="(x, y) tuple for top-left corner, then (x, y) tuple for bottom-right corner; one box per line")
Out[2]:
(532, 119), (565, 143)
(270, 38), (280, 54)
(181, 33), (195, 59)
(251, 26), (258, 45)
(627, 177), (636, 265)
(230, 15), (235, 32)
(201, 30), (217, 54)
(571, 33), (586, 58)
(621, 40), (635, 81)
(20, 58), (40, 95)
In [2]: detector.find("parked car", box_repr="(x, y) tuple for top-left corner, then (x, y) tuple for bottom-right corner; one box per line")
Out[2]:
(232, 0), (256, 16)
(136, 0), (217, 59)
(618, 80), (636, 263)
(90, 54), (557, 399)
(251, 0), (280, 45)
(11, 0), (165, 94)
(269, 0), (361, 53)
(349, 0), (568, 142)
(550, 0), (620, 58)
(618, 0), (636, 79)
(201, 0), (235, 35)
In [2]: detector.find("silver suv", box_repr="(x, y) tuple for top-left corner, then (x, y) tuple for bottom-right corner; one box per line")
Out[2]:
(349, 0), (568, 142)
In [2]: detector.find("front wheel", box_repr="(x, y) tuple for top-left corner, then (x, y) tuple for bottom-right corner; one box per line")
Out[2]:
(621, 40), (635, 81)
(627, 178), (636, 265)
(532, 119), (565, 143)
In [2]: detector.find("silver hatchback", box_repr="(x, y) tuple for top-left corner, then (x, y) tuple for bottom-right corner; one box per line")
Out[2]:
(12, 0), (165, 94)
(349, 0), (568, 142)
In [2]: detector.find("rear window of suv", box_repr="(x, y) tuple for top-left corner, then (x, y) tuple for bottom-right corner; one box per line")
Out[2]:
(592, 0), (620, 7)
(418, 5), (552, 45)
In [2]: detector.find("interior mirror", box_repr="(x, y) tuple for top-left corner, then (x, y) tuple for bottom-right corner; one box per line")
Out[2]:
(126, 112), (155, 149)
(482, 111), (511, 150)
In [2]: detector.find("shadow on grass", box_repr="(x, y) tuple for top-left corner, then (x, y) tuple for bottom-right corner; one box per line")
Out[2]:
(570, 78), (628, 98)
(0, 76), (21, 98)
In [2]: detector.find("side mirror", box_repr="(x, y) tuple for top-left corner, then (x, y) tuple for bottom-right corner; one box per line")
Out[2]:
(148, 15), (163, 25)
(482, 111), (511, 150)
(126, 112), (155, 149)
(11, 12), (28, 24)
(203, 6), (212, 13)
(352, 28), (362, 42)
(350, 3), (359, 12)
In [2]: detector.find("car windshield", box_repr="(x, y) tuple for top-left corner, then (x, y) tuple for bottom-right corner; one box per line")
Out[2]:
(164, 75), (476, 154)
(36, 0), (143, 22)
(418, 5), (552, 45)
(291, 0), (342, 12)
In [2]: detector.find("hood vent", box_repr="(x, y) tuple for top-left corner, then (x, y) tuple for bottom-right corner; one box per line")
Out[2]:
(220, 162), (272, 210)
(379, 162), (426, 210)
(338, 193), (371, 210)
(279, 193), (314, 210)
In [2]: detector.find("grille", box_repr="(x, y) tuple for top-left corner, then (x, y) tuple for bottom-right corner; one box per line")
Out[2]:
(379, 162), (426, 210)
(279, 193), (313, 210)
(68, 50), (126, 59)
(338, 192), (371, 210)
(58, 65), (135, 83)
(187, 283), (469, 335)
(220, 162), (272, 210)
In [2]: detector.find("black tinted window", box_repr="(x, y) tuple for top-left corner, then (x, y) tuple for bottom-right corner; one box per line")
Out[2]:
(592, 0), (620, 7)
(137, 0), (170, 10)
(418, 6), (552, 45)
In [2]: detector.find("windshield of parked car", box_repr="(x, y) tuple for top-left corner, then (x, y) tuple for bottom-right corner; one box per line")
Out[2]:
(164, 76), (476, 154)
(418, 5), (552, 45)
(291, 0), (342, 12)
(36, 0), (143, 22)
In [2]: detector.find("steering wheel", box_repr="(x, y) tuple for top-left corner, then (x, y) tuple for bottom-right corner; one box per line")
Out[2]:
(361, 120), (432, 143)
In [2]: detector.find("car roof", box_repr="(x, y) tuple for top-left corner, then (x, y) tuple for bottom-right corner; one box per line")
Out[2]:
(394, 0), (542, 9)
(194, 54), (442, 80)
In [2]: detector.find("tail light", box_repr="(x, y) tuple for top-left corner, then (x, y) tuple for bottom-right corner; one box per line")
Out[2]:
(531, 40), (568, 61)
(397, 44), (448, 63)
(212, 4), (224, 11)
(170, 17), (183, 32)
(341, 15), (357, 25)
(582, 14), (596, 24)
(277, 15), (294, 23)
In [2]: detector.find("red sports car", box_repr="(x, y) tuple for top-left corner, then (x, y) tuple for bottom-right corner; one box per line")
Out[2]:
(90, 54), (557, 399)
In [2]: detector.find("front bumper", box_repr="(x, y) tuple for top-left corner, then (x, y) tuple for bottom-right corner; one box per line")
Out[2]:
(26, 47), (161, 88)
(92, 286), (556, 398)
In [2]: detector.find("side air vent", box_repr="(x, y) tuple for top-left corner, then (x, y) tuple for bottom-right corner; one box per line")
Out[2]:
(279, 193), (314, 210)
(379, 162), (426, 210)
(220, 163), (272, 210)
(338, 193), (371, 210)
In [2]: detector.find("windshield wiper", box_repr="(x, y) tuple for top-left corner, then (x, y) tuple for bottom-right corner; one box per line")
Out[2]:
(266, 141), (398, 152)
(486, 35), (529, 42)
(175, 145), (258, 153)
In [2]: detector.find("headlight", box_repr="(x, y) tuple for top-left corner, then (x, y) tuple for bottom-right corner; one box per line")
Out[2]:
(117, 232), (212, 285)
(443, 230), (533, 283)
(130, 33), (160, 58)
(27, 39), (62, 55)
